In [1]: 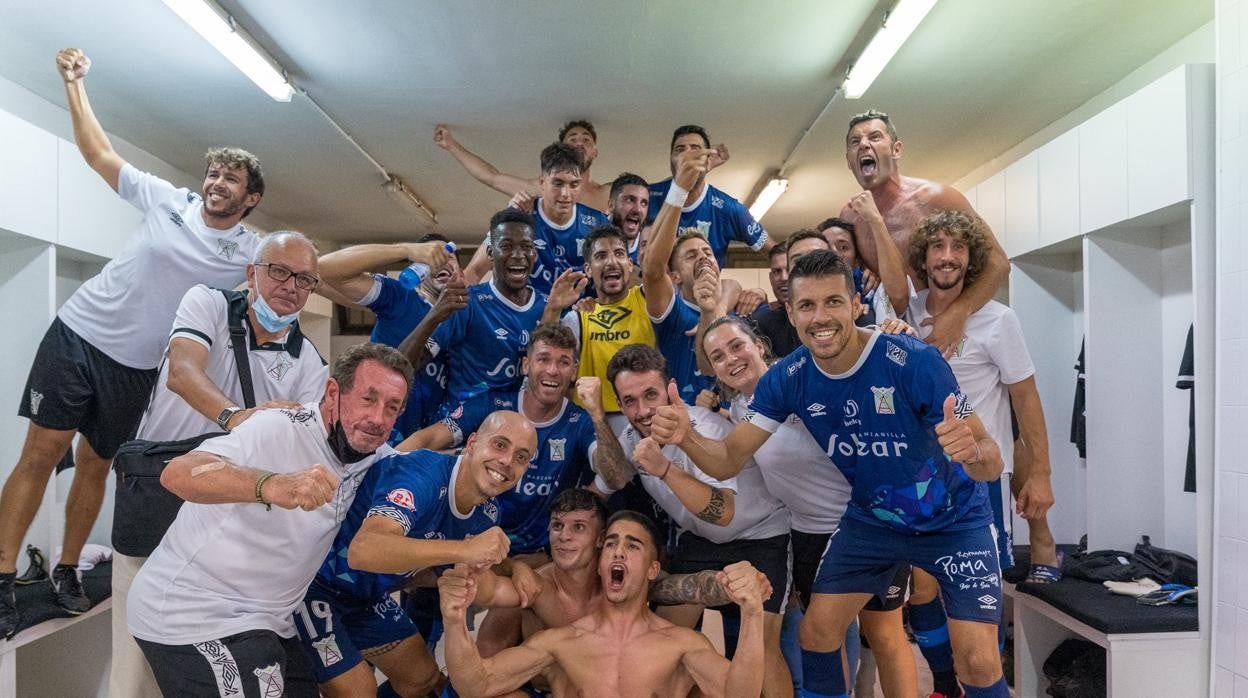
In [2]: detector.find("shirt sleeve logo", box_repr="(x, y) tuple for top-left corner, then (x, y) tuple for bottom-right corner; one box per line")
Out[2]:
(386, 488), (416, 511)
(885, 342), (908, 367)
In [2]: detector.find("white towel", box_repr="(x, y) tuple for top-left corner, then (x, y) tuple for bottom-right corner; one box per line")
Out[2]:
(54, 543), (114, 571)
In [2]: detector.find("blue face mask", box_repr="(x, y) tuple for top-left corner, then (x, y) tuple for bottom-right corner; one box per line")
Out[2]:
(252, 291), (299, 332)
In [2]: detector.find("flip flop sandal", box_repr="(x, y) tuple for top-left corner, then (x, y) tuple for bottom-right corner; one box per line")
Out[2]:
(1024, 552), (1064, 584)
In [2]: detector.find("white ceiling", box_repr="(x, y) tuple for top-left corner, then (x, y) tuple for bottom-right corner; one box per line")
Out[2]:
(0, 0), (1212, 245)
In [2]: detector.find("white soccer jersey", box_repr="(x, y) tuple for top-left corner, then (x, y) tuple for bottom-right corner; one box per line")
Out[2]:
(57, 164), (260, 369)
(136, 285), (328, 442)
(127, 405), (393, 645)
(909, 293), (1035, 473)
(729, 395), (851, 534)
(615, 406), (789, 543)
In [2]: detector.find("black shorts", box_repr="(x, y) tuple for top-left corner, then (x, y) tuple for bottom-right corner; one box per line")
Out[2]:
(790, 529), (909, 612)
(136, 629), (318, 698)
(668, 530), (791, 614)
(18, 318), (158, 459)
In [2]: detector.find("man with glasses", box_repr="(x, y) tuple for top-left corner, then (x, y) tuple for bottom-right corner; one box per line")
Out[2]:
(1, 47), (268, 638)
(109, 231), (330, 697)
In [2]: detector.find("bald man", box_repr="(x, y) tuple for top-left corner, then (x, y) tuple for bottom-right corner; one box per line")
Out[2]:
(294, 411), (538, 698)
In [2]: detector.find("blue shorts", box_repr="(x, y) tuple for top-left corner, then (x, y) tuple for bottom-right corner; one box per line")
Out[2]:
(294, 577), (418, 683)
(813, 516), (1003, 625)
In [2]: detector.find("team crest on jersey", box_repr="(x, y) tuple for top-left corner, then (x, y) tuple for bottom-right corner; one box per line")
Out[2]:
(871, 386), (896, 415)
(885, 343), (908, 367)
(312, 634), (343, 667)
(677, 221), (712, 238)
(808, 402), (828, 417)
(483, 500), (499, 521)
(590, 307), (632, 329)
(386, 488), (416, 511)
(253, 663), (284, 697)
(168, 211), (185, 228)
(787, 356), (807, 376)
(549, 438), (566, 461)
(28, 390), (43, 416)
(575, 237), (586, 257)
(267, 355), (293, 382)
(217, 239), (238, 260)
(711, 195), (724, 209)
(449, 403), (464, 419)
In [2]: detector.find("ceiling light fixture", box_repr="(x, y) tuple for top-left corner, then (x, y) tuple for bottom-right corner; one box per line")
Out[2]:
(749, 177), (789, 221)
(843, 0), (938, 99)
(159, 0), (295, 101)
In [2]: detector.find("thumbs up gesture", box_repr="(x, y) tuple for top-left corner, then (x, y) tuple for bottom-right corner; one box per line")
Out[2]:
(934, 393), (980, 465)
(650, 381), (692, 446)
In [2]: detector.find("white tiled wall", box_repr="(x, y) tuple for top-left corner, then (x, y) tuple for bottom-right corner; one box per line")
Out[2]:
(1216, 0), (1248, 692)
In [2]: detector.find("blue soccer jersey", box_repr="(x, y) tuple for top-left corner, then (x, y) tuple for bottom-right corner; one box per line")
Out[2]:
(442, 389), (597, 554)
(651, 293), (716, 405)
(316, 450), (501, 600)
(646, 180), (768, 269)
(363, 274), (447, 439)
(428, 281), (547, 411)
(745, 331), (992, 534)
(529, 200), (609, 295)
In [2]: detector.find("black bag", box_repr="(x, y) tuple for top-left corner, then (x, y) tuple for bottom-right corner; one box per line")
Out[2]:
(111, 290), (256, 557)
(1133, 535), (1198, 586)
(1063, 549), (1151, 583)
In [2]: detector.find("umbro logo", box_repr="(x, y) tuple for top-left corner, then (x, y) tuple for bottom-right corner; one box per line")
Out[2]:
(807, 402), (827, 417)
(977, 594), (997, 609)
(589, 307), (633, 330)
(494, 328), (509, 339)
(169, 211), (185, 228)
(534, 239), (548, 250)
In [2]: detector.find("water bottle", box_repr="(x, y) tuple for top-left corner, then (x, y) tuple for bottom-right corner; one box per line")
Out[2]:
(398, 242), (457, 290)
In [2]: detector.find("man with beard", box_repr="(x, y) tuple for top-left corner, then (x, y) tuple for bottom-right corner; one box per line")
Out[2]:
(441, 511), (767, 698)
(0, 48), (269, 635)
(607, 172), (650, 251)
(126, 344), (413, 697)
(463, 143), (608, 295)
(293, 410), (537, 698)
(400, 210), (548, 421)
(890, 211), (1058, 698)
(646, 125), (776, 268)
(650, 250), (1011, 697)
(316, 234), (457, 440)
(434, 121), (612, 212)
(839, 110), (1010, 355)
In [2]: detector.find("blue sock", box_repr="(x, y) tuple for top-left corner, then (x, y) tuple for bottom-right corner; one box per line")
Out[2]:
(800, 647), (848, 698)
(781, 604), (804, 690)
(910, 597), (959, 694)
(963, 676), (1009, 697)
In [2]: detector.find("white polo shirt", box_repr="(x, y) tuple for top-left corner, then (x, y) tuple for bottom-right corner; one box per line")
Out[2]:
(136, 285), (328, 441)
(127, 404), (393, 645)
(612, 406), (789, 544)
(57, 164), (260, 369)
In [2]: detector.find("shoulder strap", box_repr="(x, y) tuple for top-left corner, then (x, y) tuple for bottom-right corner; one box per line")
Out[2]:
(221, 289), (257, 408)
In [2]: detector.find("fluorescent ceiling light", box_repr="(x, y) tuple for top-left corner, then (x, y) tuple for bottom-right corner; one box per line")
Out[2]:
(160, 0), (294, 101)
(749, 178), (789, 221)
(843, 0), (938, 99)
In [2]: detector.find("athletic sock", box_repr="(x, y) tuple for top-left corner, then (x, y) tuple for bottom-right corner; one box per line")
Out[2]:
(962, 676), (1009, 697)
(800, 647), (848, 698)
(781, 604), (804, 690)
(910, 597), (959, 694)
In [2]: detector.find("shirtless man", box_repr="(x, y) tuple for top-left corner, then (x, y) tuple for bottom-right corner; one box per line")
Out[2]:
(434, 121), (609, 210)
(441, 511), (766, 698)
(839, 109), (1010, 354)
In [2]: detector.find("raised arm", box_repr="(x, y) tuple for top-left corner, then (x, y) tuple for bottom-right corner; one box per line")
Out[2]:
(542, 270), (589, 326)
(848, 191), (909, 315)
(398, 271), (466, 370)
(318, 242), (451, 308)
(347, 517), (511, 574)
(434, 124), (541, 199)
(161, 451), (337, 510)
(680, 562), (766, 698)
(1007, 376), (1054, 519)
(643, 150), (709, 318)
(575, 377), (636, 490)
(692, 266), (727, 378)
(649, 383), (771, 479)
(440, 568), (557, 698)
(633, 436), (734, 526)
(56, 48), (125, 192)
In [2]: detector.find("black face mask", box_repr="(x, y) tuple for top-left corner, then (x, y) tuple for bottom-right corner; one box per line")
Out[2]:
(326, 418), (374, 464)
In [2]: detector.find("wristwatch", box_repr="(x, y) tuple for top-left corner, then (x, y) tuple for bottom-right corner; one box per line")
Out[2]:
(216, 405), (243, 431)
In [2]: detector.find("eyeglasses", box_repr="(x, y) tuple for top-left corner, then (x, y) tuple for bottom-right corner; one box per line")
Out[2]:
(256, 263), (319, 290)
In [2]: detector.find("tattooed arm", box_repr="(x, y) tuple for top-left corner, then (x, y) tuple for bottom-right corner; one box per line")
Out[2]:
(651, 570), (732, 606)
(633, 437), (736, 526)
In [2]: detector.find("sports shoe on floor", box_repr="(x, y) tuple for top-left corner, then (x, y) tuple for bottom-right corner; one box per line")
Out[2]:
(0, 575), (17, 640)
(50, 564), (90, 615)
(15, 545), (47, 585)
